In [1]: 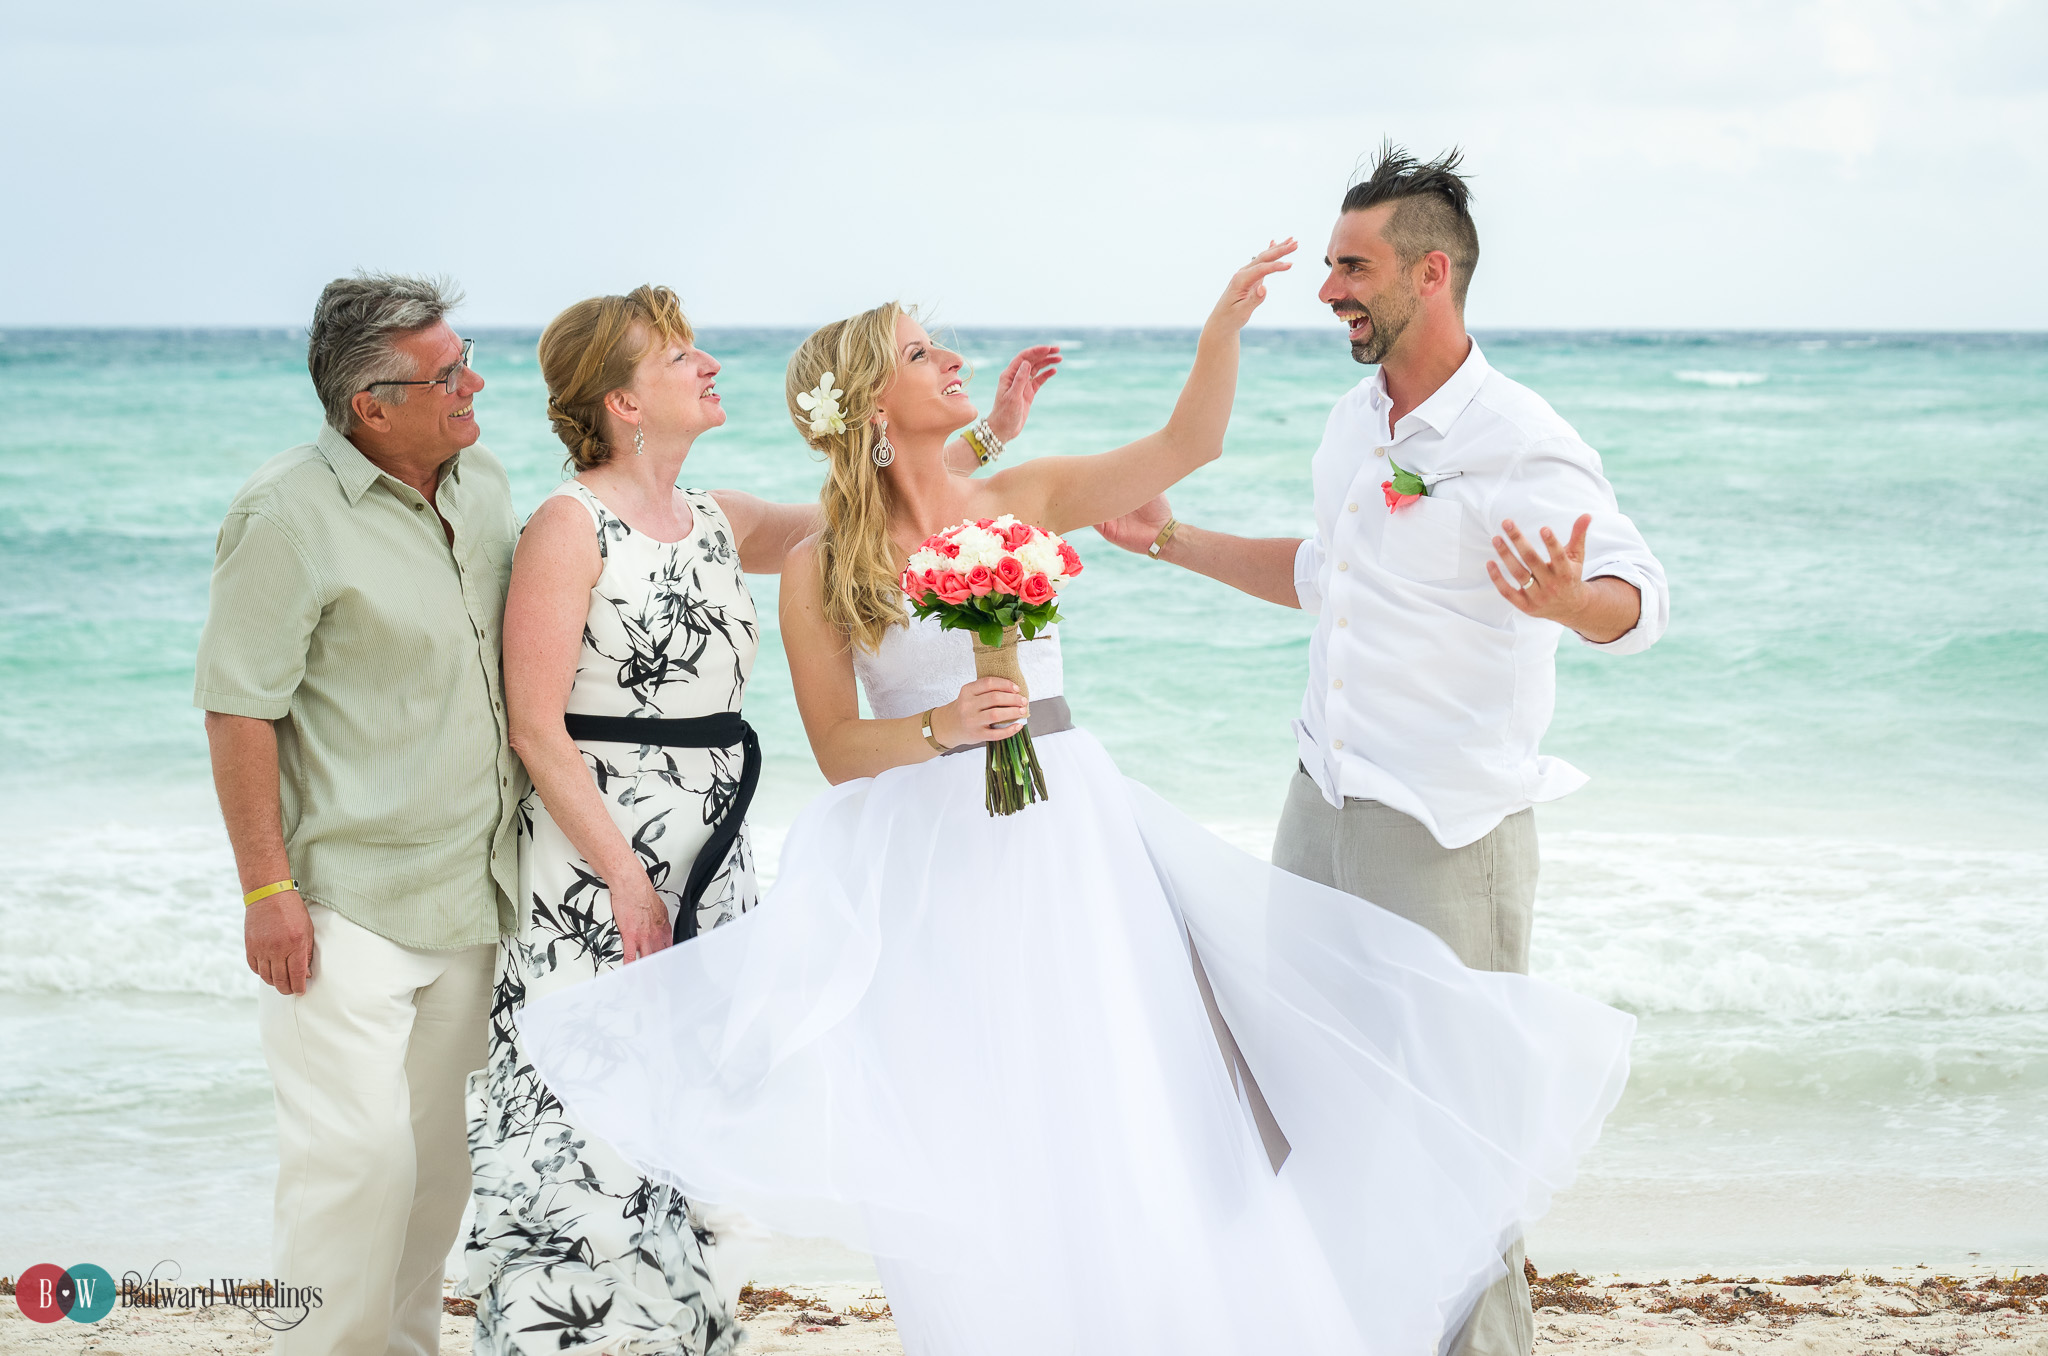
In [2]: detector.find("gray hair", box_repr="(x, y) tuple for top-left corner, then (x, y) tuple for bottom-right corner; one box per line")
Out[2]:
(306, 272), (465, 433)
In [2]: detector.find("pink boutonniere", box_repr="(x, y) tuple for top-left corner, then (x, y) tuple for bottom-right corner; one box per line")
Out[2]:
(1381, 457), (1428, 511)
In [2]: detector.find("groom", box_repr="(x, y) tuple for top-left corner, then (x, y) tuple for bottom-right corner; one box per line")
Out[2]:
(1099, 146), (1668, 1355)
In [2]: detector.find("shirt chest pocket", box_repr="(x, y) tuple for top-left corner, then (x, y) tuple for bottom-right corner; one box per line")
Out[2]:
(1376, 497), (1466, 583)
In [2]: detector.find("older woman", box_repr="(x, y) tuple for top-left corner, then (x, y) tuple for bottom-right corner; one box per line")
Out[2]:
(462, 285), (1054, 1356)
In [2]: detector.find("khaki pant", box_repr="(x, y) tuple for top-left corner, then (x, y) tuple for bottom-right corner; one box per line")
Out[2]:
(1272, 766), (1539, 1356)
(258, 905), (493, 1356)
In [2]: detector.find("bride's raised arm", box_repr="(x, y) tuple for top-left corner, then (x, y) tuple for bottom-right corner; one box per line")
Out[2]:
(993, 240), (1295, 534)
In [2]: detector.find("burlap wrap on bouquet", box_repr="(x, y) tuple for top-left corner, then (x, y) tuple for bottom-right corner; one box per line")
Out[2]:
(971, 627), (1031, 704)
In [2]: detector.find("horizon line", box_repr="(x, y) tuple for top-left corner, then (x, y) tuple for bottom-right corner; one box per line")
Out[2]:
(3, 323), (2045, 337)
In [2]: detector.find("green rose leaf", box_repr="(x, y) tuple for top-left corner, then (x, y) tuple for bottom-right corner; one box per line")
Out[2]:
(1387, 456), (1428, 497)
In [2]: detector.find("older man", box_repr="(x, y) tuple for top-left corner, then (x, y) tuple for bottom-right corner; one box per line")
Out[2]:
(196, 274), (520, 1356)
(1099, 147), (1669, 1356)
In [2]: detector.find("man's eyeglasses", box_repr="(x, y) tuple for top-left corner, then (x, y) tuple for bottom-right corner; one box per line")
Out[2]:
(361, 338), (475, 397)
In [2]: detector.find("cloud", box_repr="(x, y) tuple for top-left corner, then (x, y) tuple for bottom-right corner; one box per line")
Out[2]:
(2, 0), (2041, 328)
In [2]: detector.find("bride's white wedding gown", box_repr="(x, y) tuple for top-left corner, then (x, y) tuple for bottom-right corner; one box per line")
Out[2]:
(519, 617), (1634, 1356)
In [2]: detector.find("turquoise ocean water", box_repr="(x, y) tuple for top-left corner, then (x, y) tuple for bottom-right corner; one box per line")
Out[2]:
(2, 328), (2044, 1277)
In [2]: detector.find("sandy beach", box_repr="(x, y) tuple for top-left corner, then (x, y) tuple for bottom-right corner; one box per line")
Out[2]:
(7, 1267), (2044, 1356)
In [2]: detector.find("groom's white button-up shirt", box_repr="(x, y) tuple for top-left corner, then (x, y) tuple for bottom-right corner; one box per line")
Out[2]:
(1291, 341), (1669, 849)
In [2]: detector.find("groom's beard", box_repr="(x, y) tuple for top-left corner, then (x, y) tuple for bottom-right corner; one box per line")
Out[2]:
(1342, 287), (1418, 365)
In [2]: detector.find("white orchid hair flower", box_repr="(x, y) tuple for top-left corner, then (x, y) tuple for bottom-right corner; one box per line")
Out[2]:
(795, 370), (847, 437)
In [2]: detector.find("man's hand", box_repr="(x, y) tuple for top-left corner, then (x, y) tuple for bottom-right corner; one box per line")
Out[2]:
(1094, 494), (1173, 555)
(984, 345), (1062, 443)
(246, 889), (315, 995)
(1487, 515), (1641, 643)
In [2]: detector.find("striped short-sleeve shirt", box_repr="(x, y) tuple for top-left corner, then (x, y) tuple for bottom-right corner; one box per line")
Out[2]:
(194, 423), (522, 949)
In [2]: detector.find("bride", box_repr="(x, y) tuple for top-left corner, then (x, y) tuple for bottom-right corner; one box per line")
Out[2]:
(519, 244), (1635, 1355)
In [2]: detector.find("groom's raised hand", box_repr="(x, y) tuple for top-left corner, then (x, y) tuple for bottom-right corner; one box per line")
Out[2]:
(1094, 493), (1172, 555)
(1487, 515), (1642, 644)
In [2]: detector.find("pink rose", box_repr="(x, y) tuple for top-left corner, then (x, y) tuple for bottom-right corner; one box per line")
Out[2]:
(966, 563), (996, 597)
(934, 570), (973, 605)
(1001, 521), (1037, 552)
(1056, 540), (1083, 578)
(992, 555), (1026, 592)
(974, 517), (996, 530)
(1020, 571), (1054, 606)
(937, 537), (961, 558)
(1381, 480), (1421, 511)
(899, 568), (920, 596)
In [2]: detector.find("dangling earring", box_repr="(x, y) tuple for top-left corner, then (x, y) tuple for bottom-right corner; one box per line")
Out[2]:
(633, 425), (646, 456)
(871, 419), (894, 468)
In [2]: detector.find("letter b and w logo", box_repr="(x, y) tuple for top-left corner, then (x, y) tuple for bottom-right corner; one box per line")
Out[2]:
(14, 1263), (116, 1324)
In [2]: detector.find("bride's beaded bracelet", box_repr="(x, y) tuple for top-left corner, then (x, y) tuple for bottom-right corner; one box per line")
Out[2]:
(962, 419), (1007, 467)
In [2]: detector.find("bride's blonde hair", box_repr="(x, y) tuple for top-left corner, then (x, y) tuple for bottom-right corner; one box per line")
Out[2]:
(786, 302), (907, 652)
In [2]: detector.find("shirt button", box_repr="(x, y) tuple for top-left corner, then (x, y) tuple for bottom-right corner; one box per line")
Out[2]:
(1337, 561), (1349, 572)
(1332, 679), (1344, 690)
(1347, 502), (1359, 513)
(1336, 617), (1348, 628)
(412, 503), (425, 511)
(1332, 739), (1345, 751)
(501, 776), (509, 787)
(1374, 447), (1387, 458)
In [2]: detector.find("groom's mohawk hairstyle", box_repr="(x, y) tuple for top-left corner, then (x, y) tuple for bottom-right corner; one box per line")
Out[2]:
(1342, 142), (1480, 312)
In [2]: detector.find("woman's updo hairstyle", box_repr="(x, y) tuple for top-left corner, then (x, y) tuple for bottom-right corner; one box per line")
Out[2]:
(538, 285), (693, 471)
(785, 302), (907, 653)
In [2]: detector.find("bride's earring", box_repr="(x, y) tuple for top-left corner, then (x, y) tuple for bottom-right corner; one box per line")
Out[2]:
(871, 419), (894, 468)
(633, 425), (646, 456)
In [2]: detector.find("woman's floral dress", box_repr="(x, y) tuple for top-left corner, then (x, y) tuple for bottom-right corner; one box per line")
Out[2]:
(464, 481), (758, 1356)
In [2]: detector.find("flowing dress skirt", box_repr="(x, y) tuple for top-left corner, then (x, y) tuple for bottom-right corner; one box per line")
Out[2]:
(519, 729), (1634, 1355)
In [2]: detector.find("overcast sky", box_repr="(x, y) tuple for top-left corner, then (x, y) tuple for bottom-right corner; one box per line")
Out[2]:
(3, 0), (2043, 329)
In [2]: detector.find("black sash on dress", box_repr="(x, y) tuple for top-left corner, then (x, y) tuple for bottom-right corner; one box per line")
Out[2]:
(562, 711), (761, 945)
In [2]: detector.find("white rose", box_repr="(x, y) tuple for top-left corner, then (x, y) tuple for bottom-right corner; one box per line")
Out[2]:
(907, 548), (947, 574)
(1015, 539), (1061, 580)
(952, 526), (1002, 567)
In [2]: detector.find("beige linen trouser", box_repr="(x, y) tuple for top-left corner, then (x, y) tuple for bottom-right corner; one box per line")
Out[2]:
(257, 904), (493, 1356)
(1271, 765), (1540, 1356)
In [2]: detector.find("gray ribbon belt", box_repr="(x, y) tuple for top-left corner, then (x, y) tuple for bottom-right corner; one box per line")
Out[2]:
(940, 696), (1074, 756)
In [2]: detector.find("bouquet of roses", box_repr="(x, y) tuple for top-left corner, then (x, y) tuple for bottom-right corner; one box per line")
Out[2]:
(899, 515), (1084, 815)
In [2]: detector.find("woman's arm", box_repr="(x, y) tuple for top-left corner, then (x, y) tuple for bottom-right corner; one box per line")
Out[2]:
(993, 242), (1294, 533)
(781, 535), (1029, 784)
(503, 496), (673, 963)
(711, 490), (824, 574)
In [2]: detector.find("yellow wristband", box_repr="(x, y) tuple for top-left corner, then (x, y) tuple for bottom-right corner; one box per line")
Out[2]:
(243, 879), (300, 907)
(1147, 517), (1180, 558)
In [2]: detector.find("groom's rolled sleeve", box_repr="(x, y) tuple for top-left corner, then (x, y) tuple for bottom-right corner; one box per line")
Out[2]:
(1293, 535), (1326, 614)
(194, 509), (323, 719)
(1492, 438), (1669, 656)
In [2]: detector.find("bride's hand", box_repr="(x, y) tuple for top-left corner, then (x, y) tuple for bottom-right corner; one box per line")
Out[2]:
(985, 345), (1063, 443)
(1207, 239), (1296, 333)
(935, 676), (1030, 748)
(614, 875), (673, 964)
